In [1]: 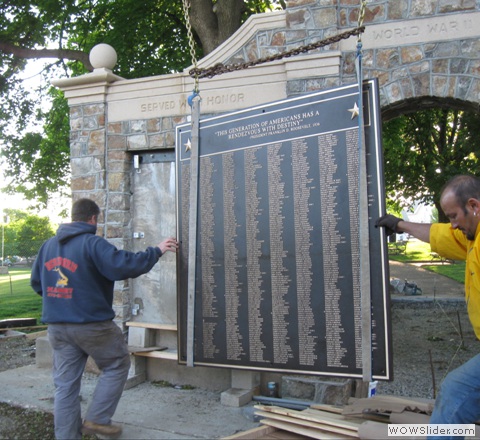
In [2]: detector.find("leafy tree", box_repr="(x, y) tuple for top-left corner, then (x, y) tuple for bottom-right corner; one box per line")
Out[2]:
(3, 208), (28, 223)
(0, 0), (284, 206)
(2, 211), (55, 259)
(2, 87), (70, 207)
(382, 109), (480, 222)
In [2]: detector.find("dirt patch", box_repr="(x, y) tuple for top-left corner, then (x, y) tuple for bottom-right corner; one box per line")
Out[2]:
(0, 402), (55, 440)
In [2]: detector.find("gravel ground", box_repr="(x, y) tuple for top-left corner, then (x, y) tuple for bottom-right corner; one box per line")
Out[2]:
(0, 302), (477, 438)
(0, 336), (37, 373)
(378, 301), (477, 399)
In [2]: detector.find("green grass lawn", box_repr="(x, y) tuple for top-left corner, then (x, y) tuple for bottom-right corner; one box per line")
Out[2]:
(388, 239), (465, 284)
(388, 239), (433, 262)
(0, 267), (43, 323)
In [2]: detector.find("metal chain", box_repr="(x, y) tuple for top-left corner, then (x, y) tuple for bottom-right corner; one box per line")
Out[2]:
(182, 0), (200, 93)
(189, 26), (365, 79)
(357, 0), (367, 42)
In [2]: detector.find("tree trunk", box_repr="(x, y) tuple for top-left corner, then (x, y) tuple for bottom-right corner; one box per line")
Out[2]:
(189, 0), (244, 55)
(434, 200), (448, 223)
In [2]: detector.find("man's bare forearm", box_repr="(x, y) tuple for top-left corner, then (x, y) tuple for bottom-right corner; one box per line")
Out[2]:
(398, 221), (431, 243)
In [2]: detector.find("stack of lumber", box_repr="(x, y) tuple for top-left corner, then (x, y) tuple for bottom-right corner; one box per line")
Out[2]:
(254, 404), (364, 439)
(244, 395), (436, 439)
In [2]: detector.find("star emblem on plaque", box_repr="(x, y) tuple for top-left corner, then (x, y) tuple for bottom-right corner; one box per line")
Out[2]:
(184, 139), (192, 152)
(348, 102), (360, 119)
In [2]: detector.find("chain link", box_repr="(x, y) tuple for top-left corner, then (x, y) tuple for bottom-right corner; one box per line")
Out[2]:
(357, 0), (367, 42)
(182, 0), (200, 92)
(183, 1), (367, 82)
(189, 26), (365, 79)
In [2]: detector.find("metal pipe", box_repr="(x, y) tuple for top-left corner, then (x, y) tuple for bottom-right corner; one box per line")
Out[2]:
(252, 395), (313, 410)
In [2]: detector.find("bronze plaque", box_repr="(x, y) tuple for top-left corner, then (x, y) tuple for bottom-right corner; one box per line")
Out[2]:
(176, 80), (391, 379)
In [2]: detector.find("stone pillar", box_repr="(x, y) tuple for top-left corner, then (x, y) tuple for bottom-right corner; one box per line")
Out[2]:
(70, 102), (134, 325)
(53, 44), (132, 325)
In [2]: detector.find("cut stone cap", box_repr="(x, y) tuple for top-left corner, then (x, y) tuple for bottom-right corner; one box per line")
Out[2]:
(90, 43), (118, 71)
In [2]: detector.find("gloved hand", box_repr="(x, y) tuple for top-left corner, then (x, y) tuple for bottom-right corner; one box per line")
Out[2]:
(375, 214), (403, 236)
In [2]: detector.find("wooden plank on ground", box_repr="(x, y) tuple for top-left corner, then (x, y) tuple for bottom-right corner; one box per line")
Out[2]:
(222, 424), (277, 439)
(255, 405), (361, 431)
(255, 410), (358, 438)
(222, 424), (308, 440)
(346, 412), (390, 424)
(309, 404), (344, 414)
(261, 418), (348, 440)
(305, 405), (390, 424)
(357, 421), (394, 440)
(0, 318), (36, 328)
(266, 430), (310, 439)
(343, 395), (434, 415)
(301, 408), (363, 429)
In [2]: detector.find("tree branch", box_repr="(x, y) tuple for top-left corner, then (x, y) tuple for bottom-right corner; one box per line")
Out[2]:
(0, 41), (93, 71)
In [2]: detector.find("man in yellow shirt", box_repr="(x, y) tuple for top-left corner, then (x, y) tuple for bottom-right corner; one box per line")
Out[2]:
(376, 174), (480, 439)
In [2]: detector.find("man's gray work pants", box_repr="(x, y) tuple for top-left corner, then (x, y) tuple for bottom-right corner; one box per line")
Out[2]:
(48, 320), (131, 440)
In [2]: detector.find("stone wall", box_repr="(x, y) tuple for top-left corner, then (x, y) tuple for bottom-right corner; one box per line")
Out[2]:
(218, 0), (480, 115)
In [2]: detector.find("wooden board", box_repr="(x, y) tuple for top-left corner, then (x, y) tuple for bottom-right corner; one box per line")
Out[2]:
(223, 425), (277, 439)
(343, 395), (434, 415)
(126, 321), (177, 331)
(127, 345), (167, 353)
(133, 349), (178, 360)
(357, 421), (393, 440)
(255, 410), (358, 438)
(261, 419), (354, 440)
(0, 318), (37, 328)
(256, 405), (361, 431)
(309, 404), (344, 415)
(232, 400), (440, 440)
(223, 424), (308, 439)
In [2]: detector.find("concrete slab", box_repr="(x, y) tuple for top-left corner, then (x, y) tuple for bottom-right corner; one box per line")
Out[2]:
(0, 365), (259, 439)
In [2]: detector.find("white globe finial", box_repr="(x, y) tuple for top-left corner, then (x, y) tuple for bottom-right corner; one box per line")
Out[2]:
(89, 44), (117, 71)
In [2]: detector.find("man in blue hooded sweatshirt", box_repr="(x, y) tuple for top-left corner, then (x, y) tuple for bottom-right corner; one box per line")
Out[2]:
(31, 198), (178, 439)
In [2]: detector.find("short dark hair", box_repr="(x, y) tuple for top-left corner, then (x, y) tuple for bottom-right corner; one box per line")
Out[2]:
(72, 198), (100, 222)
(441, 175), (480, 212)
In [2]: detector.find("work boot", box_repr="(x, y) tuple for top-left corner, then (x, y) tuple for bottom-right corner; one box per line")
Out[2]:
(82, 420), (122, 438)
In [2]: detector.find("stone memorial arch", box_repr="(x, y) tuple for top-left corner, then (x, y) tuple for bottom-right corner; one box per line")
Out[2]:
(52, 0), (480, 398)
